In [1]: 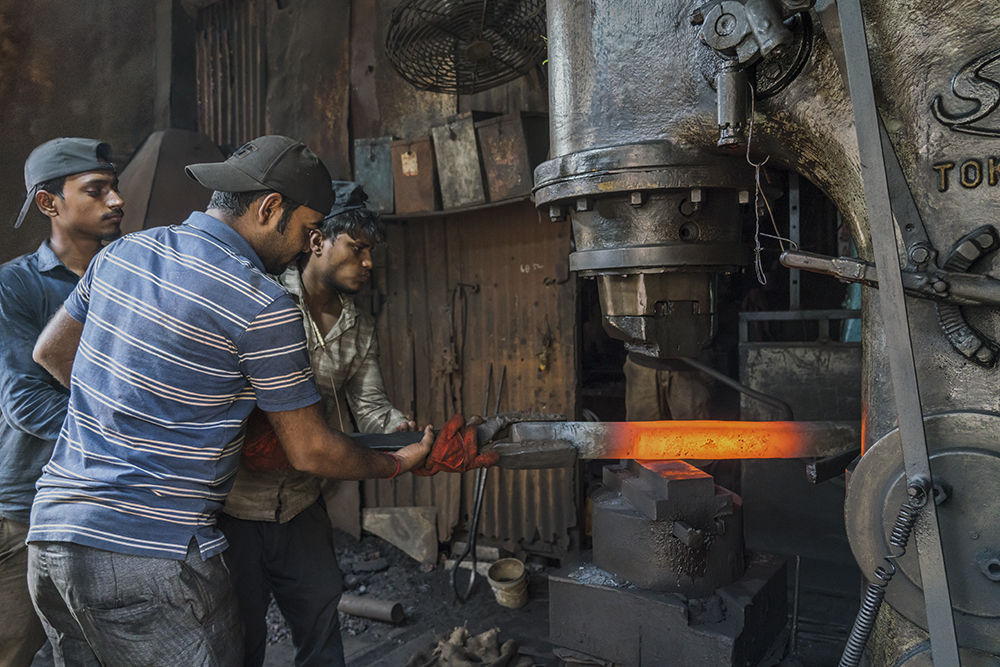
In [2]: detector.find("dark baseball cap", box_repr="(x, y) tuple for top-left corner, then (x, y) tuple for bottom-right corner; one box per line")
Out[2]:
(327, 181), (370, 219)
(185, 135), (334, 214)
(14, 137), (115, 228)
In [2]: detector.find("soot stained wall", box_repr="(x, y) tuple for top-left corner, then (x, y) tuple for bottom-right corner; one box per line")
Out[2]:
(1, 0), (156, 264)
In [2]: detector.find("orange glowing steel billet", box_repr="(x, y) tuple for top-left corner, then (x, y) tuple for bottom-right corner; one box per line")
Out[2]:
(540, 420), (858, 460)
(503, 420), (861, 462)
(590, 420), (856, 460)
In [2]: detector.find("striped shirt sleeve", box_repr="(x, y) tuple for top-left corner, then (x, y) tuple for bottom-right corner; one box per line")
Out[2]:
(63, 243), (112, 324)
(238, 294), (321, 412)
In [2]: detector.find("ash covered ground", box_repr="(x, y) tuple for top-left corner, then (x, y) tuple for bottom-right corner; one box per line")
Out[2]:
(265, 529), (556, 664)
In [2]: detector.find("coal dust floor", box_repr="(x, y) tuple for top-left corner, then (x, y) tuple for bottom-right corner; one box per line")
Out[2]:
(25, 530), (861, 667)
(261, 533), (863, 667)
(263, 529), (559, 667)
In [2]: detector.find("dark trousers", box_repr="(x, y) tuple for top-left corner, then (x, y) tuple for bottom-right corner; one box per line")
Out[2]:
(0, 517), (47, 667)
(218, 502), (345, 667)
(28, 539), (241, 667)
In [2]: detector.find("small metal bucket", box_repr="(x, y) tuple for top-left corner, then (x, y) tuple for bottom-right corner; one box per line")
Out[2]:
(486, 558), (528, 609)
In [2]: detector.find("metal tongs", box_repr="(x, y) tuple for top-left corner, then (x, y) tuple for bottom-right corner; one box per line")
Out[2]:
(450, 363), (504, 603)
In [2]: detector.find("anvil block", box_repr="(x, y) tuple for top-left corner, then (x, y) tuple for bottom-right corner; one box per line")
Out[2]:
(549, 552), (787, 667)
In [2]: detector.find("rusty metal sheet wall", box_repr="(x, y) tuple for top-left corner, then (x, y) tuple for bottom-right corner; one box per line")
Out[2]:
(264, 0), (352, 179)
(196, 0), (351, 177)
(2, 0), (156, 265)
(348, 0), (457, 141)
(363, 201), (578, 547)
(458, 68), (549, 117)
(195, 0), (265, 152)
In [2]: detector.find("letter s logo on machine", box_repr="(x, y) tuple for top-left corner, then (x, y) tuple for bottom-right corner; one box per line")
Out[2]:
(932, 46), (1000, 137)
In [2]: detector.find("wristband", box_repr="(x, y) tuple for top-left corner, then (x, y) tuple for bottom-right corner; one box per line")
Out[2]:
(387, 453), (402, 479)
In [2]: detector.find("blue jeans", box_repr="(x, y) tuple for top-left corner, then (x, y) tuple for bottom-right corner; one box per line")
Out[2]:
(27, 539), (243, 667)
(218, 502), (345, 667)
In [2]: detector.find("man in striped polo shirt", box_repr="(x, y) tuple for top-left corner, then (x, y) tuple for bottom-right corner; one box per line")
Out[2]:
(26, 136), (434, 667)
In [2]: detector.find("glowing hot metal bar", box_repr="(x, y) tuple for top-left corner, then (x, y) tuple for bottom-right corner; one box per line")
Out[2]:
(495, 420), (861, 468)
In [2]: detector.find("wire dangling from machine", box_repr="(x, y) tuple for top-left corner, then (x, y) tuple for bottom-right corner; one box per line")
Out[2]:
(838, 484), (927, 667)
(745, 81), (789, 286)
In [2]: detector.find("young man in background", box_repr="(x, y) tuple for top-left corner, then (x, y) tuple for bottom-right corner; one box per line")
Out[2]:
(0, 137), (123, 667)
(221, 181), (416, 667)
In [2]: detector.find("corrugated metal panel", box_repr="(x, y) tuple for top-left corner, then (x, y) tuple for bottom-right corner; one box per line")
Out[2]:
(476, 467), (578, 555)
(192, 0), (572, 550)
(195, 0), (265, 152)
(364, 201), (578, 550)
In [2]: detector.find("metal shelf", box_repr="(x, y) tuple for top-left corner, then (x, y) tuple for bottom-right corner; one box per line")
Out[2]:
(381, 194), (533, 220)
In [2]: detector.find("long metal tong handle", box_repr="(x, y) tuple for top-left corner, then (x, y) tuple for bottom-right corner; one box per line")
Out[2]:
(451, 466), (489, 603)
(451, 364), (505, 602)
(836, 1), (959, 663)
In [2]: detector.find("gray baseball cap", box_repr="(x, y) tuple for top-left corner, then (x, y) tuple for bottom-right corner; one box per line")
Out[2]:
(185, 135), (334, 214)
(14, 138), (115, 228)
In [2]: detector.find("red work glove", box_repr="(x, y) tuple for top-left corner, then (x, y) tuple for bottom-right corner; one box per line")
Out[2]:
(240, 407), (292, 472)
(411, 414), (499, 476)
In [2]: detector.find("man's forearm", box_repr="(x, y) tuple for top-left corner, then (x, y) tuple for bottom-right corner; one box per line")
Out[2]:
(266, 403), (431, 479)
(297, 429), (401, 479)
(33, 307), (84, 388)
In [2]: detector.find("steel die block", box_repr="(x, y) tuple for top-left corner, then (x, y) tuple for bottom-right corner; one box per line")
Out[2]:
(549, 553), (787, 667)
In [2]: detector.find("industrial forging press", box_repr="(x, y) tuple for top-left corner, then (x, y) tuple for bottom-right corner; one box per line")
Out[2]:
(506, 0), (1000, 665)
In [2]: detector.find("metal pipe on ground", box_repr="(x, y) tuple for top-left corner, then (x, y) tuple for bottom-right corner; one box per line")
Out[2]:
(338, 595), (404, 623)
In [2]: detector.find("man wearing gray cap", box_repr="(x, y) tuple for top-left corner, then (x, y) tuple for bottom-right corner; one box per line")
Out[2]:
(220, 181), (415, 667)
(0, 137), (122, 667)
(27, 136), (434, 667)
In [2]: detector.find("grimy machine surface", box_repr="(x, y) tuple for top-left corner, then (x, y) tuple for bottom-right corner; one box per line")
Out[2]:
(529, 0), (1000, 665)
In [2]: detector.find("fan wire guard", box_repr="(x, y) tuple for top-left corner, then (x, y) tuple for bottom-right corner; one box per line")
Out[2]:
(386, 0), (547, 95)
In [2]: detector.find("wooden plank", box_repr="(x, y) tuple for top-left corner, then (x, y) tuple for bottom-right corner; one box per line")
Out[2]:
(371, 243), (394, 404)
(443, 471), (463, 541)
(423, 218), (453, 423)
(348, 0), (381, 139)
(406, 220), (433, 427)
(394, 458), (414, 506)
(362, 478), (376, 510)
(389, 222), (417, 420)
(413, 473), (433, 510)
(376, 477), (394, 507)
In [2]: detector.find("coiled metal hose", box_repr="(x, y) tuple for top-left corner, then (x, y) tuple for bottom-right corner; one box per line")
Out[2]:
(839, 483), (927, 667)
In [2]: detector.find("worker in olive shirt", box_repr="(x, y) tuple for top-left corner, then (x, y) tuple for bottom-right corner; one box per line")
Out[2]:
(27, 137), (435, 667)
(0, 138), (123, 667)
(220, 182), (412, 667)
